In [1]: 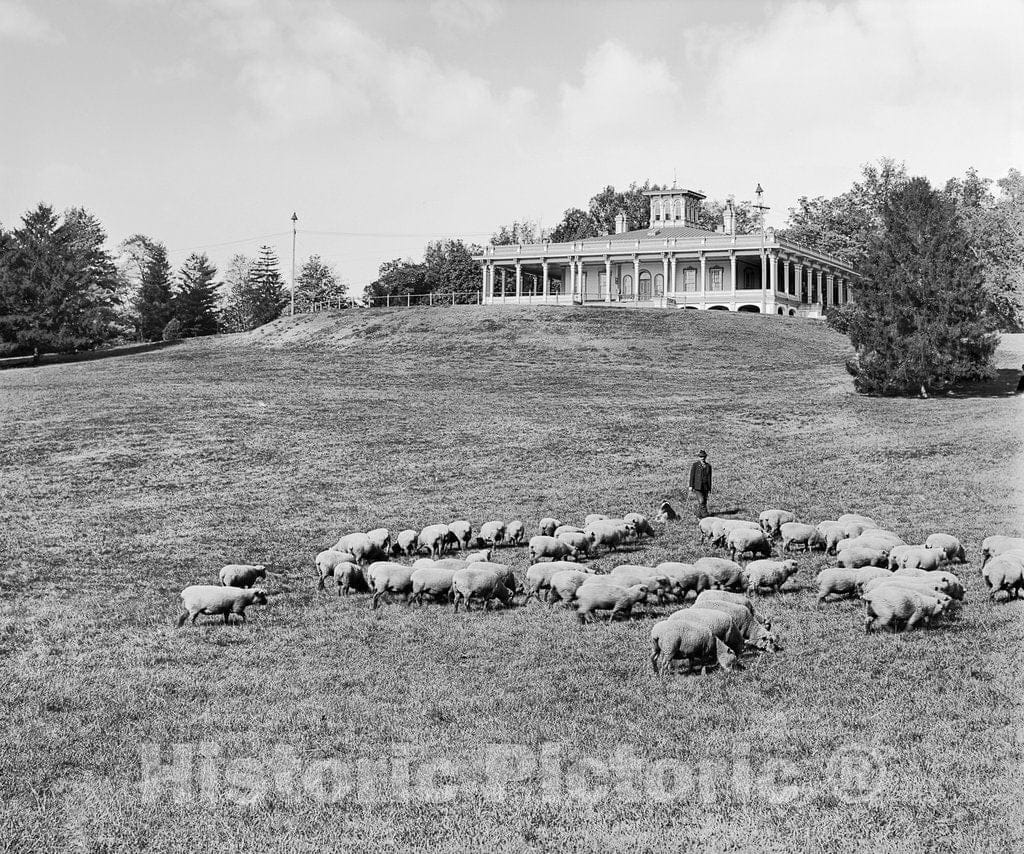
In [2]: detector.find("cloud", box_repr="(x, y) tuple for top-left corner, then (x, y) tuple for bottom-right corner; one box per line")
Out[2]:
(0, 0), (64, 43)
(429, 0), (502, 32)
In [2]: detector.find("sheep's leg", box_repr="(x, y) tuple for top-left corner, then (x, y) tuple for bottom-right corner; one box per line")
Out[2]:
(176, 611), (188, 628)
(372, 592), (382, 610)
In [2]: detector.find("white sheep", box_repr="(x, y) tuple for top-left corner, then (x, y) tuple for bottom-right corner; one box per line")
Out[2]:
(334, 562), (366, 597)
(529, 535), (579, 563)
(624, 512), (656, 538)
(982, 536), (1024, 566)
(392, 529), (419, 557)
(697, 516), (724, 543)
(555, 529), (596, 556)
(691, 596), (779, 652)
(817, 521), (848, 555)
(177, 585), (267, 627)
(689, 588), (757, 613)
(333, 532), (386, 564)
(862, 586), (947, 633)
(982, 552), (1024, 599)
(709, 518), (760, 549)
(412, 557), (468, 571)
(548, 569), (598, 604)
(366, 528), (392, 554)
(315, 549), (357, 589)
(410, 567), (457, 605)
(650, 618), (739, 676)
(218, 564), (267, 588)
(693, 557), (747, 592)
(478, 520), (507, 547)
(745, 559), (799, 595)
(838, 513), (877, 526)
(584, 513), (610, 526)
(653, 562), (713, 600)
(665, 607), (745, 657)
(575, 582), (649, 624)
(462, 549), (493, 564)
(466, 561), (518, 596)
(779, 522), (826, 553)
(924, 533), (967, 564)
(892, 567), (965, 600)
(860, 575), (949, 605)
(418, 524), (455, 559)
(607, 565), (670, 600)
(816, 566), (891, 602)
(538, 517), (562, 537)
(836, 546), (888, 568)
(727, 528), (772, 562)
(448, 520), (473, 550)
(505, 520), (526, 546)
(366, 562), (415, 609)
(553, 525), (584, 537)
(524, 560), (583, 603)
(584, 520), (630, 552)
(452, 568), (513, 611)
(895, 545), (944, 572)
(835, 530), (903, 557)
(759, 509), (796, 537)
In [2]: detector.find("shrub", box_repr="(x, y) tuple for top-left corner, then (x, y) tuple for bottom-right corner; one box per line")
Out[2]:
(162, 317), (182, 342)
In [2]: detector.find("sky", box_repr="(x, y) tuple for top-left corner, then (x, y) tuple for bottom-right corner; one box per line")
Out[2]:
(1, 0), (1022, 294)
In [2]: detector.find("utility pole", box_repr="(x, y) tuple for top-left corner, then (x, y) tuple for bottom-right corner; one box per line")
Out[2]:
(290, 211), (298, 316)
(753, 183), (770, 295)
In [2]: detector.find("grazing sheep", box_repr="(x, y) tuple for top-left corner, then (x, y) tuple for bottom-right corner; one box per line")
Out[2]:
(982, 552), (1024, 599)
(657, 502), (679, 522)
(690, 588), (757, 613)
(418, 524), (456, 560)
(925, 533), (967, 564)
(529, 535), (579, 563)
(862, 586), (947, 633)
(727, 527), (772, 562)
(219, 564), (267, 588)
(698, 516), (724, 543)
(584, 521), (629, 553)
(366, 528), (392, 555)
(448, 520), (473, 550)
(177, 586), (267, 627)
(607, 565), (671, 600)
(860, 575), (949, 605)
(555, 529), (596, 556)
(780, 522), (826, 553)
(654, 562), (712, 600)
(505, 520), (526, 546)
(624, 513), (656, 539)
(538, 517), (562, 538)
(366, 562), (415, 609)
(894, 546), (944, 572)
(478, 520), (507, 547)
(650, 619), (739, 676)
(548, 569), (598, 604)
(585, 513), (610, 526)
(691, 597), (779, 652)
(553, 525), (584, 537)
(745, 559), (799, 595)
(315, 549), (358, 589)
(575, 582), (649, 624)
(334, 562), (366, 597)
(892, 568), (965, 600)
(709, 518), (760, 549)
(886, 544), (917, 570)
(836, 546), (888, 569)
(759, 509), (796, 538)
(333, 532), (386, 565)
(816, 566), (891, 602)
(981, 536), (1024, 566)
(525, 561), (584, 603)
(452, 568), (513, 612)
(665, 608), (745, 657)
(412, 557), (469, 571)
(693, 557), (748, 592)
(410, 567), (457, 605)
(838, 513), (877, 526)
(835, 531), (903, 558)
(817, 521), (848, 555)
(462, 549), (493, 564)
(841, 520), (877, 540)
(393, 529), (419, 557)
(466, 561), (518, 596)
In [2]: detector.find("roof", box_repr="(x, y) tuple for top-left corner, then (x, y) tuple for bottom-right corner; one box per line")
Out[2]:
(643, 187), (706, 200)
(581, 224), (720, 244)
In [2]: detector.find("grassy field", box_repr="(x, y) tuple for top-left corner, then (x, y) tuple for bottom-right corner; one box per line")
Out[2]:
(2, 306), (1023, 852)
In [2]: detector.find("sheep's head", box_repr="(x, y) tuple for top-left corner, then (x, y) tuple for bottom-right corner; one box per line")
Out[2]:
(715, 638), (740, 672)
(252, 591), (269, 606)
(782, 560), (799, 576)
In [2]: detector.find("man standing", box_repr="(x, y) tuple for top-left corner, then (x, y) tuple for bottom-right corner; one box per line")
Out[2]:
(688, 450), (712, 519)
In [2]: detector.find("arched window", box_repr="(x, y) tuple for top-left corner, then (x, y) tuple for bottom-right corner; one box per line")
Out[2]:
(622, 274), (633, 296)
(654, 200), (662, 222)
(777, 306), (784, 314)
(639, 270), (652, 298)
(654, 273), (664, 296)
(673, 199), (682, 221)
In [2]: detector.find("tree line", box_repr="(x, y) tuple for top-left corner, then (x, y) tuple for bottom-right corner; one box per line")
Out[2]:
(0, 203), (349, 358)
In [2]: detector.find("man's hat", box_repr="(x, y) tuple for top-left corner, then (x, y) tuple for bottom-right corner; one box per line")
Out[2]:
(697, 450), (707, 458)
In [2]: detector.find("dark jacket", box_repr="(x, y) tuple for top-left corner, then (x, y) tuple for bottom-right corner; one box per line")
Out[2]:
(689, 460), (712, 492)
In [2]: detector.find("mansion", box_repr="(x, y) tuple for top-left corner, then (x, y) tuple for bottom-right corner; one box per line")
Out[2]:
(474, 187), (855, 316)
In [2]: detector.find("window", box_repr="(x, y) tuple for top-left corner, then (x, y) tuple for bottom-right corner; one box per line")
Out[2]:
(673, 199), (682, 221)
(639, 270), (652, 297)
(654, 273), (664, 296)
(682, 268), (697, 292)
(709, 266), (724, 291)
(744, 268), (756, 289)
(622, 274), (633, 295)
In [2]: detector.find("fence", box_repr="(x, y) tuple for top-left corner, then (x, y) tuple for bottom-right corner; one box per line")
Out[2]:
(359, 292), (483, 309)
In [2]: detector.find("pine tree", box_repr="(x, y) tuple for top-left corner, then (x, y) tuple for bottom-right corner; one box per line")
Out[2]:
(847, 176), (999, 396)
(174, 253), (219, 337)
(135, 242), (174, 341)
(243, 245), (287, 328)
(295, 255), (347, 311)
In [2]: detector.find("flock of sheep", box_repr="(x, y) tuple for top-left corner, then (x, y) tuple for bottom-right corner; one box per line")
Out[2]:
(174, 507), (1024, 677)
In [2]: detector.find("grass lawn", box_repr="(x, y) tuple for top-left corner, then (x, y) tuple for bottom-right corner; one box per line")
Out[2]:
(1, 306), (1022, 852)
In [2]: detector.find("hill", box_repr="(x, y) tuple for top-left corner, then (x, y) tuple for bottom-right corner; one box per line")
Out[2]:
(1, 307), (1022, 852)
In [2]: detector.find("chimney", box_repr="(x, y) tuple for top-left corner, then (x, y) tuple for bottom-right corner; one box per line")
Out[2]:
(723, 196), (736, 236)
(614, 212), (627, 234)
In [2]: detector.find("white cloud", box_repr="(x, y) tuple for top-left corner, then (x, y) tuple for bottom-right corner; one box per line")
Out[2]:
(429, 0), (502, 32)
(0, 0), (63, 43)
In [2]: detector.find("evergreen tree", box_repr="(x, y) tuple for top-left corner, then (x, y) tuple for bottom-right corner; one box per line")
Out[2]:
(846, 176), (999, 396)
(219, 254), (252, 333)
(135, 242), (174, 341)
(174, 252), (219, 337)
(242, 245), (287, 328)
(295, 254), (348, 310)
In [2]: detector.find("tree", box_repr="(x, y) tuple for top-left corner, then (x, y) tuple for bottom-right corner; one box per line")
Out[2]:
(135, 242), (174, 341)
(219, 254), (252, 333)
(174, 253), (219, 337)
(364, 257), (427, 302)
(295, 255), (348, 311)
(491, 220), (537, 246)
(846, 176), (999, 396)
(423, 239), (481, 302)
(548, 208), (598, 242)
(589, 181), (660, 234)
(243, 245), (287, 327)
(0, 204), (120, 358)
(696, 198), (759, 234)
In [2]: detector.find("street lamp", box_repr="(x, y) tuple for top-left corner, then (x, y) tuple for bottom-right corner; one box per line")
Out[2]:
(290, 212), (298, 316)
(753, 184), (771, 303)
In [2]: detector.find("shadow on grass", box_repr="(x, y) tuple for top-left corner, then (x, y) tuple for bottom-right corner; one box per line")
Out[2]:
(948, 368), (1024, 398)
(0, 339), (182, 370)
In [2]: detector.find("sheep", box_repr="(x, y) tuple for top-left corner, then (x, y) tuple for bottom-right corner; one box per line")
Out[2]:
(886, 544), (917, 570)
(447, 520), (473, 550)
(892, 567), (965, 600)
(538, 517), (562, 538)
(650, 619), (739, 676)
(333, 533), (386, 565)
(691, 596), (779, 652)
(478, 520), (507, 547)
(745, 559), (799, 595)
(334, 561), (366, 597)
(524, 561), (583, 603)
(727, 527), (772, 562)
(925, 533), (967, 564)
(412, 557), (468, 571)
(585, 513), (609, 526)
(529, 535), (579, 563)
(893, 545), (944, 572)
(779, 522), (826, 553)
(656, 502), (680, 522)
(836, 546), (888, 569)
(689, 588), (757, 613)
(759, 509), (796, 538)
(860, 575), (950, 605)
(177, 586), (267, 627)
(315, 549), (358, 589)
(219, 564), (267, 588)
(817, 521), (848, 555)
(841, 520), (877, 540)
(366, 528), (392, 555)
(462, 549), (493, 564)
(982, 552), (1024, 599)
(555, 529), (596, 557)
(981, 536), (1024, 566)
(466, 561), (518, 597)
(654, 562), (712, 600)
(548, 569), (599, 604)
(838, 513), (877, 526)
(693, 557), (748, 592)
(418, 524), (456, 560)
(575, 582), (649, 624)
(665, 608), (745, 658)
(698, 516), (724, 543)
(410, 567), (457, 605)
(624, 512), (656, 539)
(607, 565), (671, 600)
(392, 529), (419, 557)
(554, 525), (584, 537)
(709, 518), (760, 549)
(451, 568), (512, 612)
(366, 562), (415, 609)
(835, 531), (904, 557)
(505, 520), (526, 546)
(816, 566), (892, 602)
(862, 586), (948, 633)
(584, 521), (627, 553)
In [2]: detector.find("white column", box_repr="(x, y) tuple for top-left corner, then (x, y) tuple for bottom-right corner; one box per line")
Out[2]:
(500, 267), (507, 304)
(699, 254), (707, 302)
(605, 257), (612, 304)
(817, 270), (824, 307)
(767, 251), (777, 312)
(542, 261), (549, 298)
(481, 262), (487, 300)
(670, 255), (677, 295)
(794, 263), (804, 303)
(826, 273), (834, 307)
(783, 258), (790, 295)
(730, 253), (737, 294)
(661, 256), (669, 302)
(515, 260), (522, 301)
(633, 257), (640, 303)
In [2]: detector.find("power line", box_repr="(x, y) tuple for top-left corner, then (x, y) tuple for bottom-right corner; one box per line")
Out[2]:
(167, 231), (292, 254)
